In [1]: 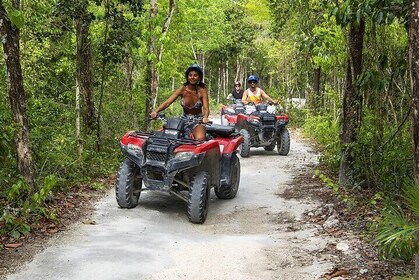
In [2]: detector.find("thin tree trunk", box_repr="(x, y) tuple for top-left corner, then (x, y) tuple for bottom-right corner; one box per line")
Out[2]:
(222, 63), (226, 98)
(75, 4), (95, 133)
(408, 0), (419, 185)
(125, 54), (135, 124)
(144, 0), (157, 130)
(312, 66), (321, 113)
(0, 0), (35, 189)
(339, 20), (365, 188)
(76, 78), (83, 155)
(145, 0), (175, 130)
(408, 1), (419, 277)
(96, 0), (111, 152)
(153, 0), (176, 109)
(217, 67), (221, 103)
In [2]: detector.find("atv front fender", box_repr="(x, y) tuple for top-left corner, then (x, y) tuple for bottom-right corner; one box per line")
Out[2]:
(220, 152), (236, 186)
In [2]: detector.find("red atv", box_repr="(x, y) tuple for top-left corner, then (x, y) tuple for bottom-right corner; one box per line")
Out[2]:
(115, 114), (243, 224)
(220, 98), (245, 126)
(223, 102), (290, 157)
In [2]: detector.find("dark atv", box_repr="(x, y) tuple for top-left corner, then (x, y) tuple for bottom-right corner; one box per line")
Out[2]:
(232, 102), (290, 157)
(220, 99), (245, 126)
(115, 114), (244, 224)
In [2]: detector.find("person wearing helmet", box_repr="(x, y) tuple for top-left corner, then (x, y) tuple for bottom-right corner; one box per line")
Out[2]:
(227, 81), (244, 100)
(241, 75), (276, 105)
(150, 64), (209, 141)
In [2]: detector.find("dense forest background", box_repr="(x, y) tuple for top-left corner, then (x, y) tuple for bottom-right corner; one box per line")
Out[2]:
(0, 0), (418, 276)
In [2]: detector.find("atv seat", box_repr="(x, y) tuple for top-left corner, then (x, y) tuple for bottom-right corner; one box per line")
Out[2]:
(206, 124), (235, 137)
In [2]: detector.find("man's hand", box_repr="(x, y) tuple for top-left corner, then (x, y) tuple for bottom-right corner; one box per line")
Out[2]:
(202, 117), (209, 124)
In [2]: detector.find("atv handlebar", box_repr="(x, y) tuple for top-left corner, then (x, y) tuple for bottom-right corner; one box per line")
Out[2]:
(149, 112), (167, 121)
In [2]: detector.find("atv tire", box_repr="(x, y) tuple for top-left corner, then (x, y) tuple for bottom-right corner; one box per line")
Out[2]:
(264, 139), (276, 151)
(115, 158), (142, 208)
(239, 129), (251, 157)
(187, 171), (210, 224)
(277, 127), (290, 155)
(215, 154), (240, 199)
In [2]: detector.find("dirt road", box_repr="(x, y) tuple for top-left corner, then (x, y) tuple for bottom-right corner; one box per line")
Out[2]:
(6, 129), (341, 280)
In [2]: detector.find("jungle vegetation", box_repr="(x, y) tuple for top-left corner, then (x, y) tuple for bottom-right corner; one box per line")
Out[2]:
(0, 0), (418, 277)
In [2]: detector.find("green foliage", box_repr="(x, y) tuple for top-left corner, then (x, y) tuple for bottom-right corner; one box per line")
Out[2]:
(330, 0), (407, 27)
(285, 107), (307, 128)
(0, 212), (31, 239)
(314, 169), (352, 203)
(1, 175), (59, 238)
(90, 182), (106, 191)
(0, 0), (415, 262)
(9, 9), (25, 29)
(351, 109), (412, 189)
(303, 113), (341, 170)
(375, 181), (419, 261)
(315, 169), (339, 193)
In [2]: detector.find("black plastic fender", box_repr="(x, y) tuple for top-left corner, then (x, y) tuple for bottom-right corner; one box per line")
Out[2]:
(220, 152), (234, 186)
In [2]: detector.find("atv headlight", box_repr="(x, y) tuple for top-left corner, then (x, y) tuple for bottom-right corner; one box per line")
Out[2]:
(127, 143), (143, 156)
(174, 151), (193, 161)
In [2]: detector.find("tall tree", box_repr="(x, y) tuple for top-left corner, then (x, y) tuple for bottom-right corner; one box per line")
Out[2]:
(144, 0), (175, 130)
(408, 0), (419, 185)
(339, 19), (365, 187)
(0, 0), (35, 189)
(74, 0), (95, 133)
(407, 0), (419, 276)
(331, 1), (366, 187)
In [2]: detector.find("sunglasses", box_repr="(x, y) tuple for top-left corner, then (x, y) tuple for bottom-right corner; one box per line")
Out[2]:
(248, 81), (257, 84)
(235, 85), (240, 87)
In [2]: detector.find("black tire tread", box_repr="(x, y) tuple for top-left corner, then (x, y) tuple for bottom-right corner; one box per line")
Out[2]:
(239, 129), (251, 157)
(277, 128), (290, 155)
(115, 158), (141, 209)
(187, 171), (210, 224)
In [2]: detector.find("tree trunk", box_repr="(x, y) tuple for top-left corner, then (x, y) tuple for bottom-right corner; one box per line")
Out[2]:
(339, 20), (365, 188)
(75, 5), (95, 133)
(96, 0), (111, 152)
(143, 0), (176, 130)
(76, 78), (83, 155)
(153, 0), (175, 110)
(0, 0), (35, 189)
(125, 54), (136, 125)
(408, 1), (419, 277)
(144, 0), (157, 131)
(312, 66), (321, 113)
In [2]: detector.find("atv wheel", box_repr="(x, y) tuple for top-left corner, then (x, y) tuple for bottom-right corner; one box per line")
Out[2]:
(239, 129), (251, 157)
(115, 158), (142, 208)
(277, 127), (290, 155)
(215, 154), (240, 199)
(187, 171), (210, 224)
(264, 139), (276, 151)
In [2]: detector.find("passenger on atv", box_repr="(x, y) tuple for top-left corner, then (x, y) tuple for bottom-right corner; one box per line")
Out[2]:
(227, 81), (244, 100)
(150, 64), (209, 141)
